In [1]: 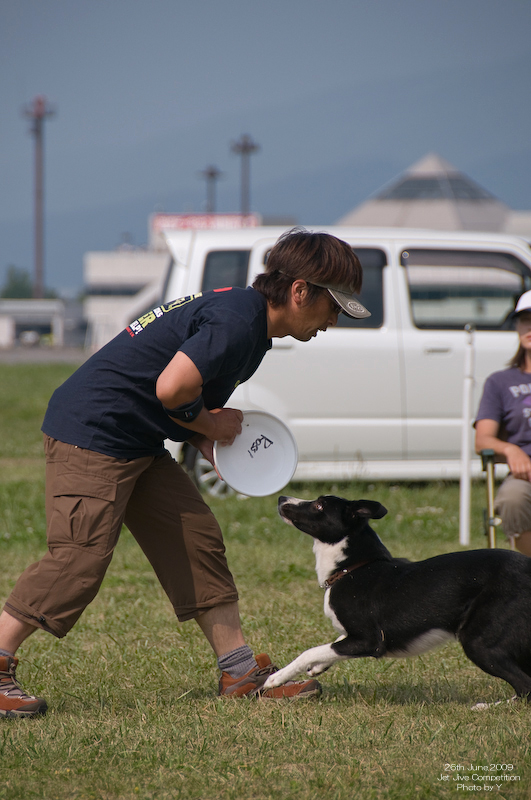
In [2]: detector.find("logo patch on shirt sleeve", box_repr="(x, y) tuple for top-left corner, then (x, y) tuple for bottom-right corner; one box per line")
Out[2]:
(126, 293), (203, 336)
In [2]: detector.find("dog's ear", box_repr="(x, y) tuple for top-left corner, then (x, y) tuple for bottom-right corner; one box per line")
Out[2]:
(352, 500), (388, 520)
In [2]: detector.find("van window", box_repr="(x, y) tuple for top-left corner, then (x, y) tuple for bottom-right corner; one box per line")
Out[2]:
(335, 248), (386, 328)
(402, 249), (531, 330)
(201, 250), (250, 291)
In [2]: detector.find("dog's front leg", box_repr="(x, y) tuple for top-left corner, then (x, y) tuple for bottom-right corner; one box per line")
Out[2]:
(263, 644), (348, 688)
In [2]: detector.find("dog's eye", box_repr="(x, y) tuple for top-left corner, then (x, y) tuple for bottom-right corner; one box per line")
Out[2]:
(314, 502), (324, 512)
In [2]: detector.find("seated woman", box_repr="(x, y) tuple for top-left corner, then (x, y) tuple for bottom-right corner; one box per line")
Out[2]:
(475, 290), (531, 557)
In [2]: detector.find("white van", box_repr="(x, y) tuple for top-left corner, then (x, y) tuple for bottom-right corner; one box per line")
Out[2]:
(162, 226), (531, 492)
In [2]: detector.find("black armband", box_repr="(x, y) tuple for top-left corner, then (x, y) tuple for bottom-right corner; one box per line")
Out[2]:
(163, 395), (204, 422)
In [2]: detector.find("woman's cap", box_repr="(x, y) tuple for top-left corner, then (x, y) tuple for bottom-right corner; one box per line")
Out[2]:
(514, 290), (531, 315)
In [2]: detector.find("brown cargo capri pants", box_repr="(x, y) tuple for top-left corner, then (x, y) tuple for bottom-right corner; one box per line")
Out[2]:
(3, 435), (238, 638)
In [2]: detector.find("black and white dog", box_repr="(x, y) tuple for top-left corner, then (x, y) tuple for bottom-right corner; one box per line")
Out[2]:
(263, 495), (531, 702)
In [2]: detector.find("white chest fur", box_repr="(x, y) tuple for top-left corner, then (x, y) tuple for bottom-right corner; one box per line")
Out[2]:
(313, 539), (347, 587)
(313, 539), (348, 636)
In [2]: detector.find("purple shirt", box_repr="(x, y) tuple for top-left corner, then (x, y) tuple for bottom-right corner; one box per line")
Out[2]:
(475, 368), (531, 456)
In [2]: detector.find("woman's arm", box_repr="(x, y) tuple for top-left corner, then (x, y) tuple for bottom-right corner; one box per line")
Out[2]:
(475, 418), (531, 481)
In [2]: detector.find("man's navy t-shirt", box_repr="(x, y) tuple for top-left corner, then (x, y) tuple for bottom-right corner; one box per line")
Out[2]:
(42, 287), (271, 458)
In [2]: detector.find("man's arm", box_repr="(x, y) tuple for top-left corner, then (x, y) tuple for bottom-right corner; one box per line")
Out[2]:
(156, 350), (242, 445)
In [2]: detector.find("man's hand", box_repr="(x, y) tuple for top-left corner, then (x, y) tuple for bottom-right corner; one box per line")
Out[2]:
(156, 351), (242, 443)
(179, 407), (242, 447)
(189, 434), (215, 468)
(207, 408), (243, 446)
(188, 409), (242, 482)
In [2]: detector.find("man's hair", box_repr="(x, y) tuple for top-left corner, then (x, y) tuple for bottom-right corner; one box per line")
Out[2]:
(252, 228), (363, 307)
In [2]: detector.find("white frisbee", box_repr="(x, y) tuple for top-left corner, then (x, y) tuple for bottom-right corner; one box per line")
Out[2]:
(213, 411), (298, 497)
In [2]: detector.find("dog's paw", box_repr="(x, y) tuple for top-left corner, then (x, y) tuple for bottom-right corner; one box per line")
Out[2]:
(263, 672), (286, 690)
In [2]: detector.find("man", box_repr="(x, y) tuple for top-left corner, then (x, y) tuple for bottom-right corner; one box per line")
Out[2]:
(0, 229), (368, 716)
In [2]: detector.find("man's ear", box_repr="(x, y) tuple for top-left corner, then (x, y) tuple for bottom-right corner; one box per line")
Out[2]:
(291, 279), (309, 307)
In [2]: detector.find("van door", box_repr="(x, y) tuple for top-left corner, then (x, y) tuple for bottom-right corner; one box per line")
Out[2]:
(399, 247), (530, 459)
(238, 246), (406, 464)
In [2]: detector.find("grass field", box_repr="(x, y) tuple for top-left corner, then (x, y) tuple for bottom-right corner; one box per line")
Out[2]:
(0, 364), (530, 799)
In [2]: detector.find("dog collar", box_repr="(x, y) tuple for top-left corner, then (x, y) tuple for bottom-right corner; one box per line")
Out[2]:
(322, 560), (370, 589)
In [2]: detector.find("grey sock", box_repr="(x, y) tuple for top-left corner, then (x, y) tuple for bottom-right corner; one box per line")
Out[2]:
(0, 649), (15, 658)
(217, 645), (258, 678)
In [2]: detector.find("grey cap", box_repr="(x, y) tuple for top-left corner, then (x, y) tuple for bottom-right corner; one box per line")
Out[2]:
(312, 281), (371, 319)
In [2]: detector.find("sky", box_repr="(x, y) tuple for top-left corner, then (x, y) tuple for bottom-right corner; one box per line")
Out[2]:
(1, 0), (531, 294)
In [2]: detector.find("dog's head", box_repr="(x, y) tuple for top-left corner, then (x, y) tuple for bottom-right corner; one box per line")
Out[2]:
(278, 495), (387, 543)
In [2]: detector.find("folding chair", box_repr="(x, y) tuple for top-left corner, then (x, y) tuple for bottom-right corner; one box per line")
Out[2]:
(480, 449), (516, 550)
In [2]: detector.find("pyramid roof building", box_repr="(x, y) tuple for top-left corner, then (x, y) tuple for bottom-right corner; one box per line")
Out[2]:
(336, 154), (509, 232)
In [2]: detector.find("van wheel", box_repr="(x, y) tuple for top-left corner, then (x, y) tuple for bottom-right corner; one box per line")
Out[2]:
(182, 444), (234, 497)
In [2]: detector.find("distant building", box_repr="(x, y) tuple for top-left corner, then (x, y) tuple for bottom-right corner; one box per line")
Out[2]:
(337, 153), (531, 237)
(0, 299), (65, 348)
(84, 248), (168, 351)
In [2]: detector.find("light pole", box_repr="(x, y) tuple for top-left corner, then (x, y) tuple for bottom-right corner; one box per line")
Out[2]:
(198, 165), (223, 213)
(23, 95), (55, 299)
(230, 134), (260, 216)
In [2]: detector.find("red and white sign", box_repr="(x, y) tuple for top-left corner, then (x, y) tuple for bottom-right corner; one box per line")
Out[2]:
(151, 213), (261, 232)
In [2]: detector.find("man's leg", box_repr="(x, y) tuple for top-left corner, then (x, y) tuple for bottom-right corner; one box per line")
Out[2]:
(125, 453), (321, 698)
(194, 602), (245, 655)
(0, 611), (36, 654)
(0, 438), (154, 716)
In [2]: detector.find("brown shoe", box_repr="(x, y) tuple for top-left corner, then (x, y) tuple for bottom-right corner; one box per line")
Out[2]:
(0, 656), (48, 718)
(219, 653), (321, 699)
